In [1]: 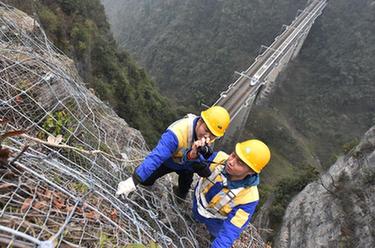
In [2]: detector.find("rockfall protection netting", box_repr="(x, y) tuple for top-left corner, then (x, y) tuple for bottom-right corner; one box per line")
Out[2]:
(0, 3), (266, 248)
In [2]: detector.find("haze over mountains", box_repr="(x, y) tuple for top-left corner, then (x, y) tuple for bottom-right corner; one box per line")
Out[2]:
(102, 0), (374, 177)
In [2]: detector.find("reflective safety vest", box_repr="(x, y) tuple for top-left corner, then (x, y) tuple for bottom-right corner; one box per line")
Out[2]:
(195, 152), (259, 219)
(167, 114), (197, 164)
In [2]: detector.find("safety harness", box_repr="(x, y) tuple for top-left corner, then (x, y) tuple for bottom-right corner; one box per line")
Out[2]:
(195, 158), (245, 219)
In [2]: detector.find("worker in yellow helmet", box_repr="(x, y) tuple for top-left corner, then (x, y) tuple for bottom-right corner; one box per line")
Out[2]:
(184, 139), (271, 247)
(116, 106), (230, 199)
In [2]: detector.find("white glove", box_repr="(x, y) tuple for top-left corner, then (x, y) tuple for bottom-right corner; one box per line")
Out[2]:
(116, 177), (136, 197)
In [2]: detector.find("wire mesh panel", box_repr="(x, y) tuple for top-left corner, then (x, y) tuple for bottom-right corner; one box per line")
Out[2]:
(0, 2), (266, 247)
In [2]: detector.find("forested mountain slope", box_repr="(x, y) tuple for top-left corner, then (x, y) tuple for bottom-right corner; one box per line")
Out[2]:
(102, 0), (374, 176)
(102, 0), (306, 107)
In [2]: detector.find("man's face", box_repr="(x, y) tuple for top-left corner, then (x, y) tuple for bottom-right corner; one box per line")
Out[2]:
(225, 152), (254, 177)
(195, 119), (217, 141)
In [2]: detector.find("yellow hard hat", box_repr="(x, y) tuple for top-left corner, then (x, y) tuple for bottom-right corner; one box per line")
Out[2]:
(235, 139), (271, 173)
(201, 106), (230, 137)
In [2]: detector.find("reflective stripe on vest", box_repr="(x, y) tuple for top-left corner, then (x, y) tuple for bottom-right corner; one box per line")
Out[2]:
(167, 114), (196, 164)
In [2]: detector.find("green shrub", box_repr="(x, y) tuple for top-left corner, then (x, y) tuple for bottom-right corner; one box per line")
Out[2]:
(269, 165), (318, 233)
(39, 110), (73, 141)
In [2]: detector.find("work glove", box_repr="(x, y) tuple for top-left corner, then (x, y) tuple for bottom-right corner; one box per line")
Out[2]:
(116, 177), (136, 197)
(191, 154), (212, 178)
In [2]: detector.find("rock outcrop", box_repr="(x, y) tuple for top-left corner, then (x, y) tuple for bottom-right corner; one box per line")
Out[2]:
(275, 126), (375, 247)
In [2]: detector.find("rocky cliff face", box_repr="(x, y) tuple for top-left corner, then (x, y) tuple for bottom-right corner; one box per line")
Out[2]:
(274, 126), (375, 248)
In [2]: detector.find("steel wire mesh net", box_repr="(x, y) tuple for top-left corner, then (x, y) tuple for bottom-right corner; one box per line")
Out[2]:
(0, 3), (266, 247)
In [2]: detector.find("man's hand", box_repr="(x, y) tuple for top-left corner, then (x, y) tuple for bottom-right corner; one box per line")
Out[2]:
(116, 177), (136, 197)
(188, 137), (211, 160)
(192, 156), (212, 177)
